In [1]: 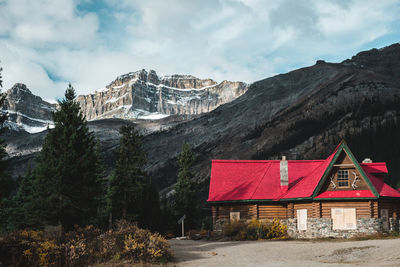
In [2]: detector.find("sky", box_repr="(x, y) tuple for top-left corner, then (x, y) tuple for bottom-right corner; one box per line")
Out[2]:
(0, 0), (399, 102)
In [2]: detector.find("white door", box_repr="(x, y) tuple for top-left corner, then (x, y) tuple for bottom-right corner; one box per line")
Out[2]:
(230, 212), (240, 222)
(332, 208), (344, 230)
(332, 208), (356, 230)
(380, 209), (389, 230)
(297, 209), (307, 231)
(343, 208), (357, 230)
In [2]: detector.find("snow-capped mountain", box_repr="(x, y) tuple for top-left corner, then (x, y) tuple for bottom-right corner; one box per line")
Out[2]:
(2, 70), (248, 134)
(3, 83), (56, 134)
(76, 69), (248, 120)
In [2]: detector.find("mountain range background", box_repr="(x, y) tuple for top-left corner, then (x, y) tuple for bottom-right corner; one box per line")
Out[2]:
(3, 43), (400, 204)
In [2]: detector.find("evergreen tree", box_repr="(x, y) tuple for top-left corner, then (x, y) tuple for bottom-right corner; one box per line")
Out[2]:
(173, 142), (198, 230)
(94, 141), (109, 228)
(6, 166), (37, 230)
(0, 65), (14, 202)
(0, 65), (18, 233)
(139, 180), (161, 231)
(31, 84), (102, 230)
(107, 124), (147, 226)
(107, 124), (161, 230)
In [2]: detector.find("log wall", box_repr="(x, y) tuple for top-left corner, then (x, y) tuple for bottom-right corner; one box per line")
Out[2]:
(258, 204), (287, 219)
(211, 199), (400, 222)
(321, 201), (373, 218)
(378, 199), (400, 218)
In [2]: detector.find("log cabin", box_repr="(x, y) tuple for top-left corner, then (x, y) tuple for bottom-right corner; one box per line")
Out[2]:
(207, 141), (400, 238)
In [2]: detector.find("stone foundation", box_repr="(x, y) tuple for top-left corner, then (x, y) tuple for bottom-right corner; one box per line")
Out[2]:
(389, 218), (399, 232)
(214, 218), (400, 238)
(284, 218), (395, 238)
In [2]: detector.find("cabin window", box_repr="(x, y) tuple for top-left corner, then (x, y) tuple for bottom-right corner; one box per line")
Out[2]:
(230, 212), (240, 222)
(331, 208), (356, 230)
(337, 170), (349, 187)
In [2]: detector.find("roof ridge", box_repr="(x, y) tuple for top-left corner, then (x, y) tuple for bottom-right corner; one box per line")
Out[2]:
(278, 158), (329, 199)
(249, 162), (273, 200)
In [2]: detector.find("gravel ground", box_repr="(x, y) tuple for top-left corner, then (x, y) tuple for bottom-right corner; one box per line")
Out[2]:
(169, 238), (400, 266)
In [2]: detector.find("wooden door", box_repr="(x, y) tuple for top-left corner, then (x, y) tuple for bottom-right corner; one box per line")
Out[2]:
(297, 209), (307, 231)
(332, 208), (356, 230)
(380, 209), (389, 230)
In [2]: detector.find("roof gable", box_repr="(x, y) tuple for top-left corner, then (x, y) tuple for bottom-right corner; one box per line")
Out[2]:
(311, 141), (379, 198)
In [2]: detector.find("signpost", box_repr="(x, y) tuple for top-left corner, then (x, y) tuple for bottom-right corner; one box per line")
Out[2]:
(178, 215), (186, 238)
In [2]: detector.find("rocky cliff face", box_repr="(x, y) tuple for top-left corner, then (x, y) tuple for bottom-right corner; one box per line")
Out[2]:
(3, 83), (56, 133)
(76, 69), (248, 120)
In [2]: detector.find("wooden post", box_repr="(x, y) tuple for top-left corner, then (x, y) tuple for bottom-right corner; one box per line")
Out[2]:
(369, 200), (374, 218)
(288, 203), (294, 218)
(182, 219), (185, 237)
(178, 215), (186, 238)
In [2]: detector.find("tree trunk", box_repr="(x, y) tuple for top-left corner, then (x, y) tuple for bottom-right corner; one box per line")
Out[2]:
(122, 191), (127, 219)
(108, 211), (113, 230)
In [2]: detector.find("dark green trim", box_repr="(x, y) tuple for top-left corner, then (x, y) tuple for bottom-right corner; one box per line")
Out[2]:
(314, 197), (377, 200)
(279, 197), (312, 202)
(311, 142), (344, 198)
(207, 199), (275, 204)
(311, 141), (379, 198)
(209, 196), (379, 205)
(343, 144), (379, 197)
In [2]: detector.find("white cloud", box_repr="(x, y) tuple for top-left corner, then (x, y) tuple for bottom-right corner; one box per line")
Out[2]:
(0, 0), (399, 101)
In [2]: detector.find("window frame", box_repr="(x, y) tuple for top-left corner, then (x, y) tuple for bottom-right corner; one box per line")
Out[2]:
(337, 169), (350, 188)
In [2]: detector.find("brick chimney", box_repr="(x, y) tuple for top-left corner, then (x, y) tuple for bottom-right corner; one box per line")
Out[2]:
(362, 158), (373, 163)
(280, 156), (288, 191)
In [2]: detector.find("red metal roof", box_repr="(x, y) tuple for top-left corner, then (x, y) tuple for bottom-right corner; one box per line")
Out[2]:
(360, 163), (388, 174)
(365, 171), (400, 197)
(207, 144), (400, 202)
(314, 190), (375, 199)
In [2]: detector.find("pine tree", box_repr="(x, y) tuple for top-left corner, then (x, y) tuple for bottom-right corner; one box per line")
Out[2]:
(94, 141), (109, 228)
(6, 166), (37, 230)
(0, 65), (18, 233)
(0, 65), (14, 202)
(139, 180), (161, 231)
(31, 84), (102, 230)
(107, 124), (148, 227)
(173, 142), (198, 230)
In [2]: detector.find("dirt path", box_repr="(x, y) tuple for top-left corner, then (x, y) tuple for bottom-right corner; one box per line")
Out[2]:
(169, 238), (400, 266)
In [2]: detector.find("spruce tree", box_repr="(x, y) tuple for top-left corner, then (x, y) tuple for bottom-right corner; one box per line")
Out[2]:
(173, 142), (198, 229)
(0, 65), (18, 233)
(139, 180), (161, 231)
(31, 84), (102, 230)
(0, 66), (14, 202)
(6, 166), (37, 230)
(107, 124), (147, 227)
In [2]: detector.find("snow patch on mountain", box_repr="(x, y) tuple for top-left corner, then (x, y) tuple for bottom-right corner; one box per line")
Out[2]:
(5, 110), (54, 125)
(5, 120), (53, 134)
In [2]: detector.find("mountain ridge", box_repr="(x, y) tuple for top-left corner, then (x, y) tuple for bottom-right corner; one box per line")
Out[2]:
(4, 43), (400, 203)
(2, 70), (247, 133)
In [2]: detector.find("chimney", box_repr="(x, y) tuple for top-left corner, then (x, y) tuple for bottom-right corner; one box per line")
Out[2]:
(280, 156), (288, 191)
(362, 158), (373, 163)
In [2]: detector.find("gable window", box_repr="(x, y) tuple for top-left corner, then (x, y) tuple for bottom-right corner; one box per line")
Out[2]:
(337, 170), (349, 187)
